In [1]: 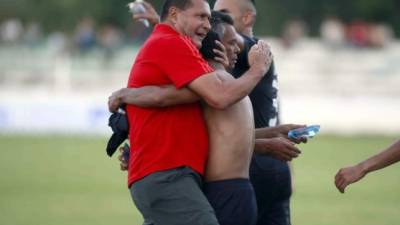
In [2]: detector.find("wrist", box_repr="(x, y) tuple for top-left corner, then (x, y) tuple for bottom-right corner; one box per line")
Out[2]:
(118, 88), (129, 104)
(248, 65), (265, 78)
(255, 139), (272, 154)
(357, 161), (370, 176)
(151, 17), (160, 26)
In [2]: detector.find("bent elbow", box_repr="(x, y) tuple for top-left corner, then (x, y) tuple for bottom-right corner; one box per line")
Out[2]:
(205, 95), (231, 110)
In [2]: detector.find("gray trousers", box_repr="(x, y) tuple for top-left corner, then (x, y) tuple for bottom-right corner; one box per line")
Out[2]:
(130, 166), (219, 225)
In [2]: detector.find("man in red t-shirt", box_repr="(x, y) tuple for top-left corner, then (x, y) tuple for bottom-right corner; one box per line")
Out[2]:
(122, 0), (270, 224)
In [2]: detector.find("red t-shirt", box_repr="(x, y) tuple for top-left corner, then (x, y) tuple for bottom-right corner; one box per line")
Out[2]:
(126, 24), (213, 186)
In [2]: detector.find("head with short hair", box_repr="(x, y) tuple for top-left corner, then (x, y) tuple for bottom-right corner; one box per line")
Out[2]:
(200, 11), (240, 69)
(161, 0), (212, 48)
(214, 0), (256, 33)
(160, 0), (194, 21)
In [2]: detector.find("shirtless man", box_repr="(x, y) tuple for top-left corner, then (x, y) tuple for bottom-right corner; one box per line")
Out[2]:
(109, 10), (302, 225)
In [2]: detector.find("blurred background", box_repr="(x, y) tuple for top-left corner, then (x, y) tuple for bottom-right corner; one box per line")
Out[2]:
(0, 0), (399, 225)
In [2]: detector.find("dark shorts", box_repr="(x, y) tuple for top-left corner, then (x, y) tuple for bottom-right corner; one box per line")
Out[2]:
(130, 166), (219, 225)
(203, 178), (257, 225)
(250, 154), (292, 225)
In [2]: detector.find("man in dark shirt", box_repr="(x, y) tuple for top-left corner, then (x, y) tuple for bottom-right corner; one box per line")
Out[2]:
(214, 1), (298, 224)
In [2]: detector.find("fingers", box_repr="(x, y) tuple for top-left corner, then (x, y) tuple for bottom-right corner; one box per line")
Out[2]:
(335, 169), (351, 193)
(300, 137), (308, 144)
(287, 124), (307, 130)
(213, 48), (226, 58)
(290, 136), (307, 144)
(108, 97), (119, 113)
(213, 49), (228, 66)
(118, 147), (128, 162)
(278, 142), (301, 161)
(215, 40), (226, 52)
(214, 57), (226, 64)
(283, 124), (308, 144)
(120, 163), (128, 171)
(133, 13), (150, 20)
(335, 175), (346, 193)
(118, 147), (129, 171)
(142, 1), (154, 10)
(256, 40), (273, 65)
(258, 40), (267, 54)
(213, 41), (229, 68)
(282, 138), (302, 153)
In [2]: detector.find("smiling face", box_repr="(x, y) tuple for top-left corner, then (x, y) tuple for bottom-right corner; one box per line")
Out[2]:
(221, 24), (240, 69)
(173, 0), (212, 48)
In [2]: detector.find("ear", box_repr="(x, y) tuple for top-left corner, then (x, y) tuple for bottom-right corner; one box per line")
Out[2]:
(169, 7), (179, 24)
(242, 10), (256, 26)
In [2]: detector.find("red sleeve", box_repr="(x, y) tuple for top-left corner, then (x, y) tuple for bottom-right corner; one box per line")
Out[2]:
(157, 36), (214, 89)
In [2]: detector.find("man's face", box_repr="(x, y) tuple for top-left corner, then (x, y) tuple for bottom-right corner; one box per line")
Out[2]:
(175, 0), (212, 48)
(214, 0), (245, 33)
(221, 24), (240, 69)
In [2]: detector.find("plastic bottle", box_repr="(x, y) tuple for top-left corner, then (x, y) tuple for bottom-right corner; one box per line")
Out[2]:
(127, 0), (150, 27)
(288, 125), (321, 139)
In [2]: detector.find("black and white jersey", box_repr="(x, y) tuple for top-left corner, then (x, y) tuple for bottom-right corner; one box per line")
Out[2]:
(232, 34), (279, 129)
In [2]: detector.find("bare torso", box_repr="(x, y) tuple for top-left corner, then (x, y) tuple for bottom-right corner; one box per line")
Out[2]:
(203, 97), (255, 181)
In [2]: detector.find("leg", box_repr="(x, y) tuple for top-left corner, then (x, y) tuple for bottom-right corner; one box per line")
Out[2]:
(204, 179), (257, 225)
(250, 154), (292, 225)
(130, 167), (219, 225)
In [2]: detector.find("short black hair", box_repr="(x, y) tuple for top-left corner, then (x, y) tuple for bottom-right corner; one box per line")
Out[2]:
(211, 10), (234, 40)
(211, 10), (234, 27)
(160, 0), (193, 21)
(199, 11), (234, 60)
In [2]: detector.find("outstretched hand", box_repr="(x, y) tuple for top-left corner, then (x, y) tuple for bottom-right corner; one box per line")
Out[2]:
(335, 165), (366, 193)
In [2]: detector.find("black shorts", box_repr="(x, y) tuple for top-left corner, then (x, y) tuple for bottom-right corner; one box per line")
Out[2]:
(203, 178), (257, 225)
(250, 154), (292, 225)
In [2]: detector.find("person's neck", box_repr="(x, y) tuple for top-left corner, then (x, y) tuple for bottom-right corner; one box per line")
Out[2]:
(240, 27), (254, 38)
(162, 20), (180, 33)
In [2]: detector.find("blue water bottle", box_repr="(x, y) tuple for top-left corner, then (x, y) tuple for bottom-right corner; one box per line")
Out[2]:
(288, 125), (321, 139)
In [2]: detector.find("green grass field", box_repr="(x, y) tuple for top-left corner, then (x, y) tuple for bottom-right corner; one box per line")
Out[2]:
(0, 135), (399, 225)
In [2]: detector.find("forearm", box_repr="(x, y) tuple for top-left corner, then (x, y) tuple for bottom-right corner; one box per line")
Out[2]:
(255, 127), (279, 139)
(196, 67), (263, 109)
(119, 86), (199, 107)
(359, 140), (400, 174)
(254, 139), (272, 154)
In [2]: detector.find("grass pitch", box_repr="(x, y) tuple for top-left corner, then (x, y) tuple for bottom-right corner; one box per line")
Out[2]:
(0, 135), (399, 225)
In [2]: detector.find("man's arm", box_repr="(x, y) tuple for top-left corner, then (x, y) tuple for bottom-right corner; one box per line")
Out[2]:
(335, 139), (400, 193)
(188, 41), (272, 109)
(255, 124), (307, 144)
(254, 137), (301, 161)
(132, 0), (160, 27)
(108, 86), (199, 112)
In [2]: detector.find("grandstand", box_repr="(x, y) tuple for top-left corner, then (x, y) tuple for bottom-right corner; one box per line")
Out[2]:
(1, 39), (400, 134)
